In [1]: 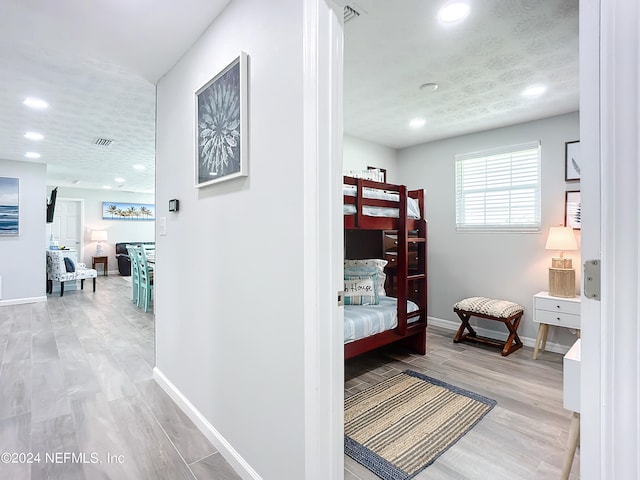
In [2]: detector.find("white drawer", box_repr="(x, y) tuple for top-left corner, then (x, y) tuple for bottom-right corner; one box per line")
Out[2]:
(535, 309), (580, 329)
(534, 296), (581, 315)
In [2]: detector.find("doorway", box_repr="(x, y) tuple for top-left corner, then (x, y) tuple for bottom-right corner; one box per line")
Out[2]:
(51, 198), (84, 258)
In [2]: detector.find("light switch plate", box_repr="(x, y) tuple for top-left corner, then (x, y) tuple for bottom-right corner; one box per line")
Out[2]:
(159, 217), (167, 236)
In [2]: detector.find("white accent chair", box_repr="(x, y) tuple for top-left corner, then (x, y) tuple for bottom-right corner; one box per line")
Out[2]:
(46, 250), (98, 296)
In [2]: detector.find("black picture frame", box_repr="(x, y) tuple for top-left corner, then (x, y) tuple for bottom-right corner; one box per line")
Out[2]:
(565, 140), (580, 181)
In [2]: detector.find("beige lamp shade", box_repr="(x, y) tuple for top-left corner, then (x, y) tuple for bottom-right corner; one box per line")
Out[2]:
(91, 230), (108, 241)
(545, 226), (577, 254)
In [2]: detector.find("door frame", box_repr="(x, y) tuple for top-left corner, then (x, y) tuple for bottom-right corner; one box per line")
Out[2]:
(302, 1), (345, 479)
(581, 1), (640, 478)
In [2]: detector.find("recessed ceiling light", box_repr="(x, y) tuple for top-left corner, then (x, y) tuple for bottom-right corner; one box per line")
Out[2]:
(25, 152), (41, 159)
(102, 185), (112, 190)
(24, 131), (44, 141)
(419, 82), (439, 92)
(23, 97), (49, 109)
(114, 177), (125, 183)
(438, 1), (470, 23)
(522, 84), (547, 97)
(133, 164), (145, 171)
(409, 118), (426, 128)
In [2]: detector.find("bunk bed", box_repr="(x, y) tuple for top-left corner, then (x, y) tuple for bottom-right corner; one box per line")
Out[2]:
(343, 175), (428, 359)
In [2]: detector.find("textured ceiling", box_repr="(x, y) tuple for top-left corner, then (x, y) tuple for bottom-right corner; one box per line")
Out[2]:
(0, 0), (230, 193)
(0, 1), (579, 193)
(344, 0), (579, 149)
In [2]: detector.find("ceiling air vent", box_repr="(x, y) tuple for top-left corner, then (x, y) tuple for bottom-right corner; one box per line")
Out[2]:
(92, 137), (114, 147)
(344, 4), (361, 23)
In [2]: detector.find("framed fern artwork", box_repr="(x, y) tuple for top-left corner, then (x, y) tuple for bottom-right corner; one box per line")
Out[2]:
(195, 52), (248, 188)
(565, 191), (581, 230)
(565, 140), (580, 181)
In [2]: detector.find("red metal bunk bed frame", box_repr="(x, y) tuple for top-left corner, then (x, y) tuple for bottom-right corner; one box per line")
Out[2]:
(343, 176), (428, 359)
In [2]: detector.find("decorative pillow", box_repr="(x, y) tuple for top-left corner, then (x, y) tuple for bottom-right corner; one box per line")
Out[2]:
(344, 271), (379, 305)
(64, 257), (76, 272)
(344, 259), (388, 296)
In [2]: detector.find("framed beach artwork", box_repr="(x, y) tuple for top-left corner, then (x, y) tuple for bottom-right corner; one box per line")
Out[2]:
(0, 177), (19, 235)
(565, 140), (580, 181)
(195, 52), (248, 188)
(565, 190), (581, 230)
(102, 202), (155, 221)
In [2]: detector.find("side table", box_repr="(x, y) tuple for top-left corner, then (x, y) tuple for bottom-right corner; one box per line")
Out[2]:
(92, 255), (108, 276)
(532, 291), (580, 360)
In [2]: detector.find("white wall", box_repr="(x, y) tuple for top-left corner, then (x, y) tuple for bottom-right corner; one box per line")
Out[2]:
(398, 112), (581, 351)
(0, 159), (47, 304)
(51, 187), (155, 271)
(343, 134), (399, 183)
(155, 1), (306, 478)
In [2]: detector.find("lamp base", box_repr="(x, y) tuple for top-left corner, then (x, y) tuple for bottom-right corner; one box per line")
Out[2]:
(96, 244), (104, 256)
(549, 267), (576, 298)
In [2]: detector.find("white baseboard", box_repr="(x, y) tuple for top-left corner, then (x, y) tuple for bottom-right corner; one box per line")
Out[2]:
(153, 368), (263, 480)
(0, 296), (47, 307)
(428, 316), (572, 355)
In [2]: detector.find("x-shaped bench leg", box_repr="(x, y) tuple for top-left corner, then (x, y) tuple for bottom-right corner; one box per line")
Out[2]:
(502, 312), (523, 355)
(453, 311), (476, 343)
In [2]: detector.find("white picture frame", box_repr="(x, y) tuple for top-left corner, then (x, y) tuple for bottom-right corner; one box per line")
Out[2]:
(195, 52), (248, 188)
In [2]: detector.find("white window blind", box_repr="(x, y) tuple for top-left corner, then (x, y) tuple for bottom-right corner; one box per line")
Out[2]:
(455, 141), (541, 232)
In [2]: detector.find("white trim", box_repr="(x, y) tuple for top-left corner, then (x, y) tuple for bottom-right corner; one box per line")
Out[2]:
(597, 1), (640, 479)
(302, 1), (344, 479)
(153, 368), (262, 480)
(0, 296), (47, 307)
(427, 316), (574, 355)
(578, 1), (602, 478)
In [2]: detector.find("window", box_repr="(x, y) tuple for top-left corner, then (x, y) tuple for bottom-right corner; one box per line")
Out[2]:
(455, 141), (541, 232)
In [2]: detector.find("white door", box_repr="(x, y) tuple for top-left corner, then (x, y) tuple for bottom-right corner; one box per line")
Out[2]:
(52, 198), (84, 259)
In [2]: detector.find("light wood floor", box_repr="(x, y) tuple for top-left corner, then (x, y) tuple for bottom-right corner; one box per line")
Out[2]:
(0, 276), (240, 480)
(344, 328), (580, 480)
(1, 276), (579, 479)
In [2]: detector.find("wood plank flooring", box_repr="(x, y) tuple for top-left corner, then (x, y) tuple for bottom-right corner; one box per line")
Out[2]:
(344, 328), (580, 480)
(1, 276), (579, 479)
(0, 276), (240, 480)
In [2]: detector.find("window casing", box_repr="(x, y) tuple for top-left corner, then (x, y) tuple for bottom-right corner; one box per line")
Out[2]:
(455, 141), (541, 232)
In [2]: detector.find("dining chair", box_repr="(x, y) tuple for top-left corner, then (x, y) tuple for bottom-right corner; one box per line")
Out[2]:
(136, 246), (154, 312)
(126, 245), (141, 305)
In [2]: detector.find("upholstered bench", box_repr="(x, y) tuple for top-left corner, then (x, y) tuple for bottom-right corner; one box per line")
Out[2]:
(453, 297), (524, 356)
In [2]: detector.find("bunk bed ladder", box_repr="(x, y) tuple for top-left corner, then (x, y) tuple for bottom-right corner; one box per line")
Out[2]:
(397, 189), (427, 341)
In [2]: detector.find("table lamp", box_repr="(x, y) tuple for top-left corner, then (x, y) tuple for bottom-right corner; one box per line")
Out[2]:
(91, 230), (108, 255)
(545, 226), (578, 297)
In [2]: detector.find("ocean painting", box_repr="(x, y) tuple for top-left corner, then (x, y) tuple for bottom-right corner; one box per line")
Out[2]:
(0, 177), (19, 235)
(102, 202), (155, 221)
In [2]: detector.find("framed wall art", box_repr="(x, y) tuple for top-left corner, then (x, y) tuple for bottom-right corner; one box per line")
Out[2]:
(565, 140), (580, 181)
(195, 52), (248, 188)
(102, 202), (155, 221)
(0, 177), (19, 235)
(565, 190), (581, 230)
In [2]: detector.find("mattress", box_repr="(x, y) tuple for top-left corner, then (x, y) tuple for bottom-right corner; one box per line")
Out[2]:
(344, 295), (421, 344)
(343, 184), (421, 219)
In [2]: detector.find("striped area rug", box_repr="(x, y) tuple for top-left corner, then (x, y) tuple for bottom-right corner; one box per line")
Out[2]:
(345, 370), (496, 480)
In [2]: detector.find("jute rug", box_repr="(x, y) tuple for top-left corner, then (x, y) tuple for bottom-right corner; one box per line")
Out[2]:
(345, 370), (496, 480)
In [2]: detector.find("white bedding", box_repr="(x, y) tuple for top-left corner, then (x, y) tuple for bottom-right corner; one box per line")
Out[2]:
(343, 184), (421, 219)
(344, 296), (421, 344)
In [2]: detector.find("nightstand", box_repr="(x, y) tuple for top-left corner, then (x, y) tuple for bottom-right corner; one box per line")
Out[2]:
(532, 291), (580, 360)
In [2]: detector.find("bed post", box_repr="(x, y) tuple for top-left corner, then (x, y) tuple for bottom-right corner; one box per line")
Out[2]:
(396, 185), (408, 335)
